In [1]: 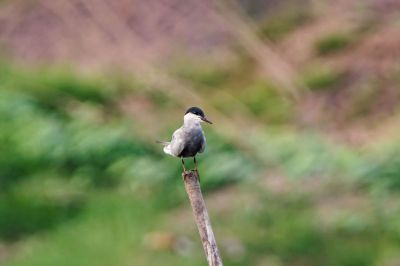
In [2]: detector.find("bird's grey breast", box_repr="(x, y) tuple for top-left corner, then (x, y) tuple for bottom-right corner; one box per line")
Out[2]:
(179, 125), (205, 157)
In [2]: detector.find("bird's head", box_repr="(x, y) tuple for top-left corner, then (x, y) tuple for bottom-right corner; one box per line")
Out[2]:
(184, 107), (213, 124)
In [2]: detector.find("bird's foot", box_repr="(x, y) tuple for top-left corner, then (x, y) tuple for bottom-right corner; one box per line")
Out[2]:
(182, 169), (200, 182)
(195, 169), (200, 182)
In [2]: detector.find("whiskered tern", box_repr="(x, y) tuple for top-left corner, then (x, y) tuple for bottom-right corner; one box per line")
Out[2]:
(157, 107), (212, 172)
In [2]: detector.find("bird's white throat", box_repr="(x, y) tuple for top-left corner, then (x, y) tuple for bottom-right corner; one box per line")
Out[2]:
(184, 113), (202, 127)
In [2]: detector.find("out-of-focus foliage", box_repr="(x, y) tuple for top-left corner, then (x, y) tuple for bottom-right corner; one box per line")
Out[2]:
(2, 0), (400, 265)
(0, 62), (257, 244)
(258, 1), (311, 41)
(225, 193), (383, 266)
(241, 81), (293, 123)
(361, 144), (400, 191)
(2, 59), (400, 266)
(302, 66), (344, 91)
(315, 33), (353, 55)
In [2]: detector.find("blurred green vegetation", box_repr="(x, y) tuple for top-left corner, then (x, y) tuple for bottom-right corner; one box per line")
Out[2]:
(1, 0), (400, 264)
(259, 1), (311, 41)
(241, 81), (293, 123)
(1, 57), (400, 266)
(227, 193), (383, 266)
(0, 61), (256, 240)
(175, 64), (232, 89)
(302, 65), (345, 91)
(315, 33), (353, 55)
(361, 144), (400, 191)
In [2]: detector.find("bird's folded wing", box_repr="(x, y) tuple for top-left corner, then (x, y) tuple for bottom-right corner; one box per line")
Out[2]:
(169, 129), (185, 156)
(199, 135), (206, 153)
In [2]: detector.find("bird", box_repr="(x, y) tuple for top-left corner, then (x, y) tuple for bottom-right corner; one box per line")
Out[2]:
(157, 107), (212, 173)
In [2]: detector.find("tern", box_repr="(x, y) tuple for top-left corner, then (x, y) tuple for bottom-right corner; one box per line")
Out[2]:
(157, 107), (212, 172)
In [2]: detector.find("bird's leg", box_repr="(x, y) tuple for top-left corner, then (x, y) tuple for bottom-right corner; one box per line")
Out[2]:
(194, 156), (198, 171)
(194, 156), (200, 181)
(181, 157), (186, 172)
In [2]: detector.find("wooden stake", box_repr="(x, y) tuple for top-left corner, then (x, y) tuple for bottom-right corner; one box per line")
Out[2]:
(182, 170), (223, 266)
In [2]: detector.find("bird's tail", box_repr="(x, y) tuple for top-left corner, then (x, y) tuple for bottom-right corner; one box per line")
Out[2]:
(155, 140), (169, 146)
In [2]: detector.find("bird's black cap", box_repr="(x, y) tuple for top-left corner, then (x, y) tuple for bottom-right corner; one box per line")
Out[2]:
(185, 106), (205, 117)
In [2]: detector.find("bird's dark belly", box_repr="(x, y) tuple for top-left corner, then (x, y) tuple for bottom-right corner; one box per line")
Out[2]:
(179, 139), (202, 157)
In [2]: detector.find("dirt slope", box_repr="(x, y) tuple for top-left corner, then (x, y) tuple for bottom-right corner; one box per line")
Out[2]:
(0, 0), (233, 68)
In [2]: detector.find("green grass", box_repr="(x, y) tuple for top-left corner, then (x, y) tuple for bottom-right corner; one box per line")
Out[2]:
(0, 61), (258, 240)
(259, 2), (311, 42)
(2, 61), (400, 266)
(242, 81), (294, 123)
(302, 66), (345, 91)
(315, 33), (353, 55)
(3, 192), (158, 266)
(360, 144), (400, 191)
(174, 63), (232, 89)
(5, 175), (399, 266)
(0, 193), (82, 241)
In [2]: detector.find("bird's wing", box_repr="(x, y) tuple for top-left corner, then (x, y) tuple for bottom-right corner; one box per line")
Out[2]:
(199, 133), (206, 153)
(169, 128), (185, 156)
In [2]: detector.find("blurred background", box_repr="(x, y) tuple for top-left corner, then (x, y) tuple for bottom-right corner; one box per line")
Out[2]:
(1, 0), (400, 265)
